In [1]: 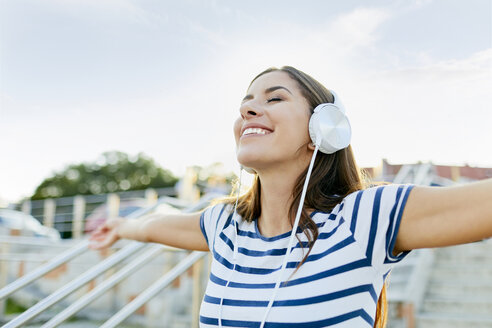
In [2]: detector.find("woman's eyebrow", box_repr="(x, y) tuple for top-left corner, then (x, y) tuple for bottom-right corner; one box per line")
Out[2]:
(242, 86), (293, 102)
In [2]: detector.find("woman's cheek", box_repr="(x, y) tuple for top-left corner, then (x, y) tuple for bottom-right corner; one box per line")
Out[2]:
(233, 117), (242, 143)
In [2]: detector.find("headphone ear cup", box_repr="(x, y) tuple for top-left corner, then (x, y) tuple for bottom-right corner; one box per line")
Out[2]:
(309, 103), (351, 154)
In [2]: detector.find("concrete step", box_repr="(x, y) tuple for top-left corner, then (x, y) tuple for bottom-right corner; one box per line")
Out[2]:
(25, 323), (101, 328)
(417, 240), (492, 327)
(436, 242), (492, 260)
(427, 279), (492, 298)
(422, 297), (492, 316)
(417, 312), (492, 328)
(386, 318), (407, 328)
(19, 318), (143, 328)
(429, 264), (492, 280)
(171, 314), (193, 328)
(434, 255), (492, 266)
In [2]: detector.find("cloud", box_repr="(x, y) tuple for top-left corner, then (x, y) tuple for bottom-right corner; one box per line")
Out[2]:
(194, 2), (490, 168)
(384, 48), (492, 83)
(2, 2), (491, 202)
(182, 19), (227, 48)
(321, 7), (391, 50)
(414, 0), (434, 7)
(192, 6), (393, 92)
(348, 47), (492, 167)
(39, 0), (166, 27)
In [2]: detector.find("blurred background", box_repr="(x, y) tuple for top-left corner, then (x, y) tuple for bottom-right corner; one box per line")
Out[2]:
(0, 1), (491, 327)
(1, 0), (491, 206)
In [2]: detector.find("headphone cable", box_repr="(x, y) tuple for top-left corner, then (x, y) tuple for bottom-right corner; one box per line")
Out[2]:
(259, 145), (320, 328)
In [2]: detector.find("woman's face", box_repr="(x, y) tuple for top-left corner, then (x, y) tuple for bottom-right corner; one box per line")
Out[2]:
(234, 71), (313, 172)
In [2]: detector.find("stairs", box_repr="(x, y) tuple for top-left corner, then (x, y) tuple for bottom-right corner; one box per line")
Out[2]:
(417, 240), (492, 328)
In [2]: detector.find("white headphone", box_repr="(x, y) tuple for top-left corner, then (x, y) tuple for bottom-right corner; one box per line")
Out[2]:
(309, 90), (351, 154)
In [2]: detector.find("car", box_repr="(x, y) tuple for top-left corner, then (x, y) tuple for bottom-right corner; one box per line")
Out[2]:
(0, 208), (61, 241)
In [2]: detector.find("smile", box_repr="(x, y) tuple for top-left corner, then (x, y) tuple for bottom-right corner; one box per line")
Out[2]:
(242, 128), (272, 136)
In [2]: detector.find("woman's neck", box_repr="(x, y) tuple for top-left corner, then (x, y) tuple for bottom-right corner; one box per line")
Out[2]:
(256, 164), (305, 238)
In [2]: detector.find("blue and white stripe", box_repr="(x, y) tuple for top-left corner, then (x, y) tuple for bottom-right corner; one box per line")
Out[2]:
(199, 184), (414, 327)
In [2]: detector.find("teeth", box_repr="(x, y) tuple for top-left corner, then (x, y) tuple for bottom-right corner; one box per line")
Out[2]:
(243, 128), (269, 136)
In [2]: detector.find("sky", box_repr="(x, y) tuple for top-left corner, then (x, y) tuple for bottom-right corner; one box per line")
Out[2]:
(0, 0), (491, 203)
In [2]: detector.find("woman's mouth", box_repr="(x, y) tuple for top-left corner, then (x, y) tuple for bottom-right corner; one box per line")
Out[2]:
(242, 128), (272, 136)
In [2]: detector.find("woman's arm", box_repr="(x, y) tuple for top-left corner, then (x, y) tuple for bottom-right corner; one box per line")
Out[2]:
(395, 178), (492, 253)
(89, 211), (209, 251)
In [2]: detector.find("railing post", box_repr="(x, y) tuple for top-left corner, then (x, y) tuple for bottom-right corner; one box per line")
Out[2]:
(178, 167), (200, 202)
(107, 194), (120, 219)
(43, 199), (56, 229)
(145, 188), (158, 206)
(72, 196), (86, 239)
(107, 193), (121, 313)
(191, 256), (204, 328)
(0, 241), (10, 317)
(398, 302), (415, 328)
(21, 199), (31, 215)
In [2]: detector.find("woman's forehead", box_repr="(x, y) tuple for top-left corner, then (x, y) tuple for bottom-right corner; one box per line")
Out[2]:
(247, 71), (300, 94)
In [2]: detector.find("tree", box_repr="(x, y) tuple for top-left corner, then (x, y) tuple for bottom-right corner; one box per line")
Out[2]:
(31, 151), (178, 200)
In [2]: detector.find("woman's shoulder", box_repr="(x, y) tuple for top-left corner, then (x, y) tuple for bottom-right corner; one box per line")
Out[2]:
(339, 183), (414, 213)
(203, 201), (234, 219)
(343, 182), (408, 197)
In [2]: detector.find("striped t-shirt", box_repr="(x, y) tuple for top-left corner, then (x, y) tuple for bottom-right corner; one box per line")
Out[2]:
(199, 184), (414, 327)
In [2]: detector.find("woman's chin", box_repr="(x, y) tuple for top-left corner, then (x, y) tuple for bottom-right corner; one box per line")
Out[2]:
(237, 160), (258, 171)
(236, 157), (261, 173)
(236, 150), (258, 166)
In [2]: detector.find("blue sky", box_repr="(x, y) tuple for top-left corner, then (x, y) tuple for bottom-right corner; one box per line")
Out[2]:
(1, 0), (491, 202)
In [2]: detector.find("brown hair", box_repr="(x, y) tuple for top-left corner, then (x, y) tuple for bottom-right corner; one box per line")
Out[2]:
(225, 66), (387, 328)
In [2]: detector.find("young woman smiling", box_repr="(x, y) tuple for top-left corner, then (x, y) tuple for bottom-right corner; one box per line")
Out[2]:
(90, 66), (492, 328)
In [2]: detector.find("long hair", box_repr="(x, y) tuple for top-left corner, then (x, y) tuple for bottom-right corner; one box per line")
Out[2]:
(224, 66), (387, 328)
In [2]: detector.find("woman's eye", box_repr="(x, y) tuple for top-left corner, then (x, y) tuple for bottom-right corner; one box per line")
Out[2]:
(267, 97), (282, 103)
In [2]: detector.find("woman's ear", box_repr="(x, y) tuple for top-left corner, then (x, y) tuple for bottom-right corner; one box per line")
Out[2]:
(307, 141), (316, 151)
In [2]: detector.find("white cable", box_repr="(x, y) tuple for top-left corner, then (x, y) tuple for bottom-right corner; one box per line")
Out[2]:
(218, 168), (243, 327)
(259, 145), (320, 328)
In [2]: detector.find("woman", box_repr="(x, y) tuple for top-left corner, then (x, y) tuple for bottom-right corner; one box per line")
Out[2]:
(90, 66), (492, 328)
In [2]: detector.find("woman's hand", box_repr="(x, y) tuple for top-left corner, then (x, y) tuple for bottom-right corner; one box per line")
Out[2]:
(88, 211), (209, 251)
(89, 217), (125, 250)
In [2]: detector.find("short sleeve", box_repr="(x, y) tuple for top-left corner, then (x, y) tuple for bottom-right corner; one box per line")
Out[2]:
(199, 203), (229, 251)
(342, 184), (415, 268)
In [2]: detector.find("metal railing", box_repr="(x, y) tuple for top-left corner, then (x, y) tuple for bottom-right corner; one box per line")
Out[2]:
(1, 193), (219, 327)
(2, 242), (146, 328)
(99, 251), (207, 328)
(40, 244), (165, 327)
(0, 240), (89, 300)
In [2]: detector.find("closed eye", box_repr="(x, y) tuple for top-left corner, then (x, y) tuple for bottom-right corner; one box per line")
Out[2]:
(267, 97), (282, 103)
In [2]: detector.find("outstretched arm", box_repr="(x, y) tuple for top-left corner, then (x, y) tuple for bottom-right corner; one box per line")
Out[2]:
(89, 211), (209, 251)
(395, 178), (492, 253)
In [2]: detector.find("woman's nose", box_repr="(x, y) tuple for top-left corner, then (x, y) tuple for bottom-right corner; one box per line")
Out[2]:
(240, 101), (264, 119)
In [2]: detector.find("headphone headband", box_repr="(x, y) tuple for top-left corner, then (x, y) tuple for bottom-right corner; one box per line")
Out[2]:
(329, 90), (346, 114)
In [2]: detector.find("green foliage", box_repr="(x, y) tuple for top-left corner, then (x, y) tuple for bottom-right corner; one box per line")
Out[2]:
(31, 151), (178, 200)
(6, 298), (28, 314)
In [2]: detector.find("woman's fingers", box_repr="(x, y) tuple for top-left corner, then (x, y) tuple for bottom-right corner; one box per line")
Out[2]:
(90, 230), (118, 249)
(89, 232), (116, 249)
(88, 219), (122, 249)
